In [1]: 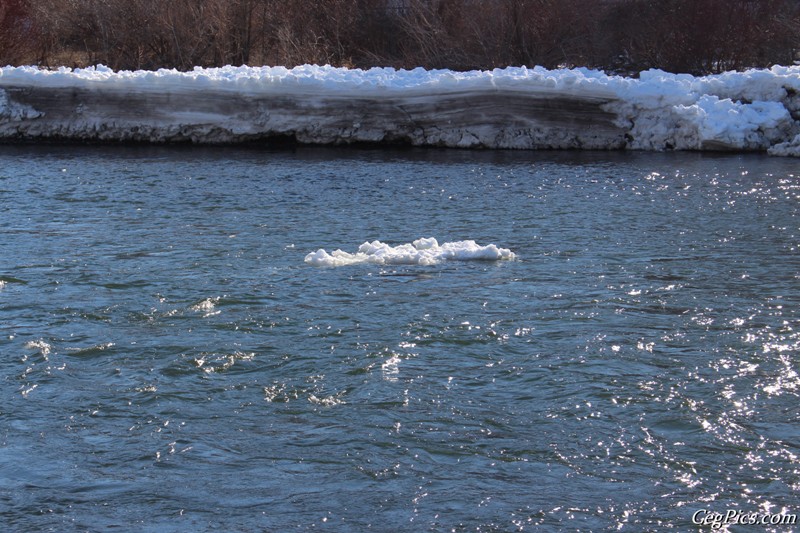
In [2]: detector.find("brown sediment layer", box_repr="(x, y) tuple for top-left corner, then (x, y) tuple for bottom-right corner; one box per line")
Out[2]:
(0, 85), (626, 149)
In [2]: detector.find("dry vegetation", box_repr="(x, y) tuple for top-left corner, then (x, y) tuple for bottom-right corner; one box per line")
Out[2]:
(1, 0), (798, 74)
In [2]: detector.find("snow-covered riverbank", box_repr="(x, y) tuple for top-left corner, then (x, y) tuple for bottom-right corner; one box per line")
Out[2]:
(1, 64), (798, 155)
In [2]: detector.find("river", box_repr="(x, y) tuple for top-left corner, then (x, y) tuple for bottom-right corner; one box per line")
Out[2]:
(1, 145), (798, 531)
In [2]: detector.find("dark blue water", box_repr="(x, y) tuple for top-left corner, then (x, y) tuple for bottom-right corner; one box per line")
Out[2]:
(1, 145), (798, 531)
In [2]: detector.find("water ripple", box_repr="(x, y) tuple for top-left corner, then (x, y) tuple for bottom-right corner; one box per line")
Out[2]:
(1, 146), (798, 531)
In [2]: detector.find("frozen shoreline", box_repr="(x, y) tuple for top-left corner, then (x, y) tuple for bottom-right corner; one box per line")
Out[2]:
(1, 64), (799, 155)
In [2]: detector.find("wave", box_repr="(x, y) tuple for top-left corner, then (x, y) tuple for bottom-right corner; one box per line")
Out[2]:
(304, 237), (516, 267)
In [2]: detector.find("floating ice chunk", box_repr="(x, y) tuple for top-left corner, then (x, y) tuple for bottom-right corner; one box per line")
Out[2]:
(24, 339), (52, 356)
(305, 238), (516, 267)
(190, 296), (221, 317)
(308, 394), (345, 406)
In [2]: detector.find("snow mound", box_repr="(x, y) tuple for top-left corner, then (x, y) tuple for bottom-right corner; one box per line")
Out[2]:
(304, 238), (516, 267)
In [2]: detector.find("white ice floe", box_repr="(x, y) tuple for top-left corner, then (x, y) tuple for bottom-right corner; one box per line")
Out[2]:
(305, 238), (516, 267)
(0, 64), (799, 154)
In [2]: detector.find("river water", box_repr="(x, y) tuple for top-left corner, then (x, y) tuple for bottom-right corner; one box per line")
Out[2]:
(1, 145), (798, 531)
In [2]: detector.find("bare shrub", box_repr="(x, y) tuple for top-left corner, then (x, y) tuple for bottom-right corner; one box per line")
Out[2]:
(7, 0), (800, 73)
(602, 0), (800, 74)
(0, 0), (36, 65)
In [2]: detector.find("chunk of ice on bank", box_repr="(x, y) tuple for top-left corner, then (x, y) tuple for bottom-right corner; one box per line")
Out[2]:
(768, 133), (800, 157)
(674, 95), (791, 148)
(304, 238), (516, 267)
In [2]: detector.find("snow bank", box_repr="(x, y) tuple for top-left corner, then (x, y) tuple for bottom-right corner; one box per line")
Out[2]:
(304, 238), (516, 267)
(0, 64), (798, 154)
(0, 64), (619, 94)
